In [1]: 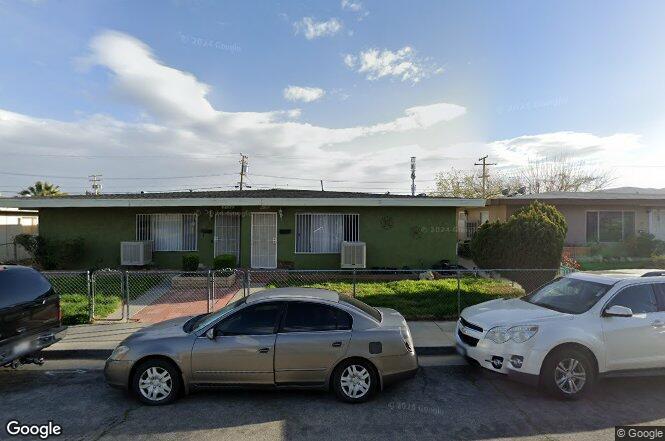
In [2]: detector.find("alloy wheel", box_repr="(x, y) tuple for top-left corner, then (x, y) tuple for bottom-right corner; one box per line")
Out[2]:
(138, 366), (173, 402)
(340, 364), (371, 399)
(554, 358), (586, 395)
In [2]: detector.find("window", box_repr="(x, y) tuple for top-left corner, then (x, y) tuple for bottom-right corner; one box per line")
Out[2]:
(215, 302), (282, 336)
(136, 213), (198, 251)
(214, 213), (240, 262)
(586, 211), (635, 242)
(339, 294), (382, 322)
(0, 267), (53, 309)
(295, 213), (359, 253)
(281, 302), (353, 332)
(524, 277), (611, 314)
(607, 284), (658, 314)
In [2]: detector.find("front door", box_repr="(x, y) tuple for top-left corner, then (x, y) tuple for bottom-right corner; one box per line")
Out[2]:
(191, 302), (283, 384)
(251, 212), (277, 269)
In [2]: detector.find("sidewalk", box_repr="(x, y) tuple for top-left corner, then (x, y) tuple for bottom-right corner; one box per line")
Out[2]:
(43, 320), (457, 359)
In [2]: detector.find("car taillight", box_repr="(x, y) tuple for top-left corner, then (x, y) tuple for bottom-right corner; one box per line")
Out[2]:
(400, 327), (414, 353)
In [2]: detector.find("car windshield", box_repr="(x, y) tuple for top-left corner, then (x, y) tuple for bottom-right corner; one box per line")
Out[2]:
(523, 277), (612, 314)
(183, 298), (246, 333)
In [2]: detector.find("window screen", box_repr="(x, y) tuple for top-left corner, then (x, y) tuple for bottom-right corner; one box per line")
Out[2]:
(136, 213), (198, 251)
(295, 213), (359, 253)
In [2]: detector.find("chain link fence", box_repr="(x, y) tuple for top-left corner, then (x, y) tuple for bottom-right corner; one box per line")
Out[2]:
(42, 267), (571, 325)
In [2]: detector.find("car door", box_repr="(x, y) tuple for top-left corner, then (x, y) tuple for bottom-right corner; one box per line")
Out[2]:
(190, 301), (284, 385)
(274, 301), (352, 385)
(602, 283), (662, 371)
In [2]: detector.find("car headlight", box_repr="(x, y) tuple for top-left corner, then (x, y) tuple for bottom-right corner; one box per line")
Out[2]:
(485, 327), (510, 344)
(508, 325), (539, 343)
(485, 325), (539, 344)
(109, 345), (130, 360)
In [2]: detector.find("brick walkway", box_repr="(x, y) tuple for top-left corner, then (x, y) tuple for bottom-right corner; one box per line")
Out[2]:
(131, 287), (240, 323)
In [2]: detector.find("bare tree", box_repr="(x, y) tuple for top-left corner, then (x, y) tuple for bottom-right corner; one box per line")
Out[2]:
(517, 156), (614, 193)
(432, 168), (511, 198)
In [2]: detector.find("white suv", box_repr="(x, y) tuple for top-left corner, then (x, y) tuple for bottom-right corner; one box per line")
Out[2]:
(456, 271), (665, 399)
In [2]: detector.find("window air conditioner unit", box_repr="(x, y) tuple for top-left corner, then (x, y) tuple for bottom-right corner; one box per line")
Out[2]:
(121, 241), (153, 266)
(341, 241), (366, 269)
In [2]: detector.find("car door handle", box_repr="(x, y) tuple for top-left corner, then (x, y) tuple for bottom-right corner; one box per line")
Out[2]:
(257, 347), (270, 353)
(332, 341), (342, 347)
(652, 320), (665, 328)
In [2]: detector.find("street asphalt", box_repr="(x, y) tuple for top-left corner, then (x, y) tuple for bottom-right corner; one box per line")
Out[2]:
(2, 357), (665, 441)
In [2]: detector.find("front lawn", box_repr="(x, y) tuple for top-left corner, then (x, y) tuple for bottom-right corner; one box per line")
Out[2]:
(60, 293), (122, 325)
(267, 277), (524, 320)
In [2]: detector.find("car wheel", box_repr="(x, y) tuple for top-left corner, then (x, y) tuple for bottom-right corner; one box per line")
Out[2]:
(332, 359), (377, 403)
(542, 348), (595, 400)
(131, 359), (181, 405)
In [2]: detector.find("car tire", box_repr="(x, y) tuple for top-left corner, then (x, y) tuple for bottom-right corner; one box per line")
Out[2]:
(332, 359), (378, 403)
(131, 359), (181, 406)
(541, 348), (595, 400)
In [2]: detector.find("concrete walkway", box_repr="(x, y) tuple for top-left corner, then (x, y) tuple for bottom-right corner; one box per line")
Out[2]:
(43, 320), (457, 359)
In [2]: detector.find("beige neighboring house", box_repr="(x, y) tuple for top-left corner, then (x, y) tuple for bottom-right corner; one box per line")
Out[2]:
(457, 188), (665, 249)
(0, 208), (38, 262)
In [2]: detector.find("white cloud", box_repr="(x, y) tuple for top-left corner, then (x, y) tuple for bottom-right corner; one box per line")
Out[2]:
(343, 47), (442, 83)
(283, 86), (325, 103)
(0, 31), (467, 194)
(341, 0), (362, 12)
(488, 131), (643, 166)
(293, 17), (342, 40)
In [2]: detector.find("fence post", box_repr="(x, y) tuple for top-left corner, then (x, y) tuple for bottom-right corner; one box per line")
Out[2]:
(456, 270), (461, 318)
(124, 271), (129, 322)
(207, 270), (213, 313)
(352, 269), (357, 298)
(87, 270), (93, 323)
(245, 269), (250, 298)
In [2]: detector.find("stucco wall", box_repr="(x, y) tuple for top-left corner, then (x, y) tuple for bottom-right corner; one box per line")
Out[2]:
(38, 205), (458, 270)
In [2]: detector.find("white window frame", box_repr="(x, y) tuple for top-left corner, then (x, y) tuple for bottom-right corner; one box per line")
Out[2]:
(585, 210), (635, 243)
(295, 213), (359, 254)
(136, 213), (198, 252)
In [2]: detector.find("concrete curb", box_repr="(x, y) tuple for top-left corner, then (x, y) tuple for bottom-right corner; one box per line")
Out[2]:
(44, 345), (457, 360)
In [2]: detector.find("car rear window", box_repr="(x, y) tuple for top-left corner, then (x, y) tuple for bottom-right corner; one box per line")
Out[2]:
(0, 267), (53, 309)
(339, 294), (382, 322)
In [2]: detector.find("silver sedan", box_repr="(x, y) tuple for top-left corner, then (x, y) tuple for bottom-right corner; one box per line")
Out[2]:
(104, 288), (418, 405)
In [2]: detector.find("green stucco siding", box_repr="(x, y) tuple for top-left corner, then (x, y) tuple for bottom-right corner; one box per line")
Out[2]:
(38, 205), (458, 270)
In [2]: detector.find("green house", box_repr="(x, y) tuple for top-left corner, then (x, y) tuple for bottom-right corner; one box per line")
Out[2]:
(3, 190), (483, 270)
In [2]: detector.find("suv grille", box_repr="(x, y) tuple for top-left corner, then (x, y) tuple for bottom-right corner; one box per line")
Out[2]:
(460, 317), (483, 333)
(458, 329), (479, 347)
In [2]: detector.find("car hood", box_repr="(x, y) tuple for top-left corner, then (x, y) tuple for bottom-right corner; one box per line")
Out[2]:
(461, 298), (568, 329)
(124, 316), (192, 342)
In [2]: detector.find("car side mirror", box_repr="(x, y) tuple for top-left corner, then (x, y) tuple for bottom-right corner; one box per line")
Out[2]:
(604, 305), (633, 317)
(205, 328), (216, 340)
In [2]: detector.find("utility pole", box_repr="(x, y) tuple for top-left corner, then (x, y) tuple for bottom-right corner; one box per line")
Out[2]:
(474, 156), (497, 198)
(236, 154), (249, 192)
(88, 174), (102, 195)
(320, 180), (324, 191)
(410, 156), (416, 196)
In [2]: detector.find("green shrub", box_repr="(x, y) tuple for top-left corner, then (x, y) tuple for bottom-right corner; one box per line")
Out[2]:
(622, 232), (665, 258)
(182, 254), (200, 271)
(14, 234), (84, 269)
(213, 254), (236, 269)
(457, 240), (472, 258)
(470, 201), (567, 292)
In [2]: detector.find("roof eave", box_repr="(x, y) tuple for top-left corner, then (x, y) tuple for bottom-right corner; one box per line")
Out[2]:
(0, 197), (487, 209)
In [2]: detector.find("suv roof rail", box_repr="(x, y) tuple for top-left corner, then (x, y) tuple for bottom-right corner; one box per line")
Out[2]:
(641, 271), (665, 277)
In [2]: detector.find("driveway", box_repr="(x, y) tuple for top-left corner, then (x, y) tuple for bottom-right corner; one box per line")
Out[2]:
(2, 358), (665, 440)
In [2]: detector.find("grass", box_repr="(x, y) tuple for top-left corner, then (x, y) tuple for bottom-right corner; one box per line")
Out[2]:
(46, 274), (161, 325)
(267, 277), (524, 320)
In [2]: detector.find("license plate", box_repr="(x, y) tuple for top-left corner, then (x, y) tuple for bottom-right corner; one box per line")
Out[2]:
(456, 344), (467, 357)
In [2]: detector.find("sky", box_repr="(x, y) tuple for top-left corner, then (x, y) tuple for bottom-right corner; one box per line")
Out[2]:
(0, 0), (664, 195)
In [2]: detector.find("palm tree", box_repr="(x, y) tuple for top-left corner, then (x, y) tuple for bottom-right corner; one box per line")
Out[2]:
(19, 181), (65, 197)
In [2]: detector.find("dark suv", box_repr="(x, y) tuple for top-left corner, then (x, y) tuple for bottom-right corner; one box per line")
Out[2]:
(0, 265), (66, 368)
